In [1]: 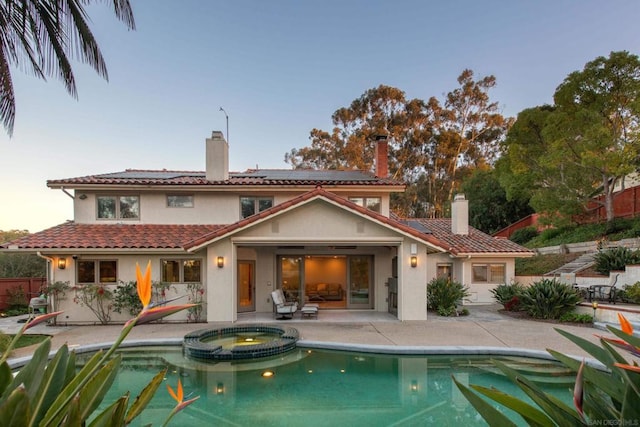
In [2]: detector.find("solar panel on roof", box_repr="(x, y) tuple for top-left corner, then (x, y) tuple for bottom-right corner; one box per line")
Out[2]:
(232, 170), (375, 181)
(100, 171), (203, 179)
(403, 220), (432, 234)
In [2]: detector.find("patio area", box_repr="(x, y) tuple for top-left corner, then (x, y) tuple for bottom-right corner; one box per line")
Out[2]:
(3, 303), (630, 363)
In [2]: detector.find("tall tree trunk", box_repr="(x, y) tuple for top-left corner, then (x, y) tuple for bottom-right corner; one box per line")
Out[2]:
(603, 175), (615, 222)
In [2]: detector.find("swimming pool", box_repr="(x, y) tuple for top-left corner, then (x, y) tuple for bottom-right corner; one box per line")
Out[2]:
(79, 345), (576, 426)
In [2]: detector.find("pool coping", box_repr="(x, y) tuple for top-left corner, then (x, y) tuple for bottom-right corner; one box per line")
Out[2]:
(7, 338), (604, 370)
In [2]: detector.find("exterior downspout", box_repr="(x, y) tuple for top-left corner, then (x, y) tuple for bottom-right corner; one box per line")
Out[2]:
(36, 252), (54, 318)
(61, 187), (75, 200)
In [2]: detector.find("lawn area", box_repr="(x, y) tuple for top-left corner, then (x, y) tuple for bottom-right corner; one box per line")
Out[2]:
(0, 333), (49, 354)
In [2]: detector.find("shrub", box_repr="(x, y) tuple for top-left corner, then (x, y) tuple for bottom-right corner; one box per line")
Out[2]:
(558, 311), (593, 323)
(604, 217), (632, 235)
(40, 280), (70, 300)
(6, 286), (27, 309)
(427, 277), (470, 316)
(623, 282), (640, 303)
(1, 307), (29, 317)
(509, 226), (538, 244)
(593, 246), (640, 274)
(74, 284), (114, 324)
(113, 280), (144, 316)
(455, 314), (640, 425)
(490, 282), (525, 310)
(519, 278), (580, 319)
(539, 226), (567, 241)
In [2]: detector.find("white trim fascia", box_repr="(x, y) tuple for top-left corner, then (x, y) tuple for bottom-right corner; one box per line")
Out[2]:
(186, 194), (446, 252)
(3, 248), (191, 255)
(47, 183), (406, 193)
(230, 237), (405, 246)
(450, 252), (535, 258)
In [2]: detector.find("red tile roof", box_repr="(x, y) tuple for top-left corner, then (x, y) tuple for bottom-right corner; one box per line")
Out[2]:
(407, 218), (533, 255)
(1, 223), (223, 250)
(1, 189), (532, 256)
(47, 169), (404, 188)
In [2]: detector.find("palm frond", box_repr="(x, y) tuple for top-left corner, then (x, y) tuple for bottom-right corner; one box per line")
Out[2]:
(0, 41), (16, 135)
(0, 0), (136, 136)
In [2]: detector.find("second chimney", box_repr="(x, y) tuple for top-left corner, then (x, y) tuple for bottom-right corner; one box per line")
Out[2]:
(451, 193), (469, 235)
(206, 131), (229, 181)
(375, 136), (388, 178)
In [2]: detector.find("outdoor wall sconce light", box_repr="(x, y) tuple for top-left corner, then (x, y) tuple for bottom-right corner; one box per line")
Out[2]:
(216, 256), (224, 268)
(58, 257), (66, 270)
(410, 256), (418, 268)
(215, 382), (224, 395)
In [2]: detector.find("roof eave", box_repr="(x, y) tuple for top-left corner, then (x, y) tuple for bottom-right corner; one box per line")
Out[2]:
(0, 247), (191, 254)
(449, 251), (535, 258)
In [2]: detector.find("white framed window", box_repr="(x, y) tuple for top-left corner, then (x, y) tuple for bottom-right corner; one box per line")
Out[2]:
(97, 195), (140, 219)
(472, 263), (506, 284)
(349, 197), (381, 213)
(161, 259), (202, 283)
(167, 195), (194, 208)
(240, 196), (273, 219)
(437, 263), (453, 280)
(77, 260), (117, 284)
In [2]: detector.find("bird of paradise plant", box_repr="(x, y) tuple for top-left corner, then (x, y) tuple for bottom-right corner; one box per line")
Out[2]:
(0, 261), (199, 426)
(454, 312), (640, 425)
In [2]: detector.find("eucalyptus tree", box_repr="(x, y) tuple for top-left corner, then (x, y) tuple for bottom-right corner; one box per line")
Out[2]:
(286, 71), (509, 218)
(0, 0), (135, 136)
(433, 69), (512, 204)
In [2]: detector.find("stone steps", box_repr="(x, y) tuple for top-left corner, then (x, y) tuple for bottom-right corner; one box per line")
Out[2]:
(546, 252), (596, 276)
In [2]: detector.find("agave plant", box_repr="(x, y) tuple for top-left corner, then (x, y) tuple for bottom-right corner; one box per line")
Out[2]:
(0, 261), (199, 426)
(593, 246), (640, 275)
(454, 313), (640, 425)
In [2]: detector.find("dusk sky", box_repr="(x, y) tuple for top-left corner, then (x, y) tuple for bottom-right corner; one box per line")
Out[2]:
(1, 1), (639, 233)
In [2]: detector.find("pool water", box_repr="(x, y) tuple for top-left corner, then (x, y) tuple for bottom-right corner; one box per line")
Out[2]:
(83, 346), (576, 426)
(205, 332), (283, 349)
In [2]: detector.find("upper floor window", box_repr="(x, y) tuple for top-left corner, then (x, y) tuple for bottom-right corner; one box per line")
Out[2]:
(167, 195), (194, 208)
(240, 196), (273, 219)
(77, 260), (117, 284)
(97, 195), (139, 219)
(472, 263), (505, 284)
(161, 259), (202, 283)
(349, 197), (381, 213)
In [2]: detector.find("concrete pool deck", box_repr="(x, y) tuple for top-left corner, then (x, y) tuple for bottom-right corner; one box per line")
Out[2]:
(1, 303), (626, 363)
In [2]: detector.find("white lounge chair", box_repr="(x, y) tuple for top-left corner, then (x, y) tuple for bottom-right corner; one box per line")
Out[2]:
(271, 289), (298, 319)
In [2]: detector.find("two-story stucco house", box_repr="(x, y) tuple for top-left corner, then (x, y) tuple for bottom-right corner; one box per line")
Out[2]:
(1, 132), (532, 323)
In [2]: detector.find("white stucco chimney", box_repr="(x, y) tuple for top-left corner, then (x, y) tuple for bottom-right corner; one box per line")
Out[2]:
(451, 193), (469, 235)
(206, 131), (229, 181)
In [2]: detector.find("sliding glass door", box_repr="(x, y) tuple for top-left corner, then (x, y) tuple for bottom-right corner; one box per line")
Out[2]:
(348, 256), (372, 308)
(278, 255), (372, 309)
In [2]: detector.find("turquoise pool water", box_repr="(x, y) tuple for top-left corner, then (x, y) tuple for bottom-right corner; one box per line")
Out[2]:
(82, 346), (576, 426)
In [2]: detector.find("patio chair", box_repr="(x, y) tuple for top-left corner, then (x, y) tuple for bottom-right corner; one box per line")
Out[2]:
(589, 273), (619, 304)
(271, 289), (298, 319)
